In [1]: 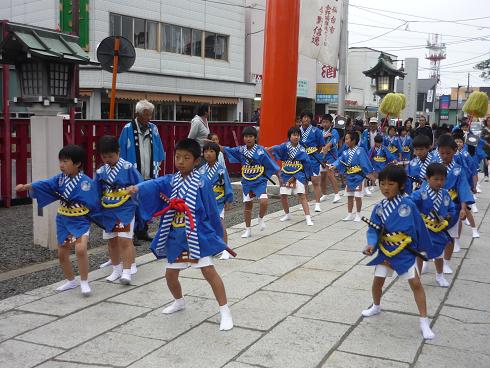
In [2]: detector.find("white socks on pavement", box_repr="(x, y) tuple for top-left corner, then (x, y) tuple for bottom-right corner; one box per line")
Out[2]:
(99, 259), (112, 268)
(314, 203), (322, 212)
(320, 194), (329, 202)
(453, 239), (461, 253)
(343, 213), (355, 221)
(362, 304), (381, 317)
(162, 298), (186, 314)
(219, 304), (234, 331)
(365, 187), (372, 196)
(280, 213), (291, 222)
(56, 279), (78, 292)
(241, 227), (252, 238)
(106, 264), (122, 282)
(420, 317), (435, 339)
(259, 217), (266, 231)
(131, 263), (138, 275)
(472, 227), (480, 238)
(305, 215), (314, 226)
(353, 213), (361, 222)
(443, 259), (453, 274)
(219, 250), (231, 260)
(436, 273), (449, 288)
(332, 193), (341, 203)
(80, 280), (91, 296)
(120, 269), (131, 285)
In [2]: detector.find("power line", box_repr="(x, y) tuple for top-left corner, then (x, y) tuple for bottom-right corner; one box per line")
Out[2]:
(350, 22), (408, 45)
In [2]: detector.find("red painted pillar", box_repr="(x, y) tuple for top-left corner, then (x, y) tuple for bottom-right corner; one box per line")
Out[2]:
(1, 21), (11, 207)
(259, 0), (300, 147)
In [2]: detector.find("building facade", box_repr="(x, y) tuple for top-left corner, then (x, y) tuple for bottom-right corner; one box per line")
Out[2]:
(0, 0), (255, 121)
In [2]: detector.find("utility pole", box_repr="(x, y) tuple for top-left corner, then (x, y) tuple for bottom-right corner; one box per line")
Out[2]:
(69, 0), (80, 142)
(337, 0), (349, 116)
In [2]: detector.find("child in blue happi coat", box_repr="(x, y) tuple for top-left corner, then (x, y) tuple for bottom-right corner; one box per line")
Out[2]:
(16, 145), (100, 296)
(435, 134), (476, 274)
(329, 131), (375, 222)
(383, 125), (402, 161)
(369, 135), (397, 175)
(406, 135), (436, 195)
(201, 141), (234, 259)
(222, 126), (280, 238)
(362, 165), (435, 340)
(411, 163), (457, 287)
(319, 114), (342, 204)
(269, 127), (314, 226)
(95, 136), (144, 285)
(128, 138), (233, 330)
(398, 126), (413, 166)
(299, 111), (326, 212)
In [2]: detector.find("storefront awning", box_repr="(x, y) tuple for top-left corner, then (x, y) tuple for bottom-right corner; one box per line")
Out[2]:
(79, 89), (92, 97)
(212, 97), (239, 105)
(146, 92), (180, 103)
(181, 95), (214, 104)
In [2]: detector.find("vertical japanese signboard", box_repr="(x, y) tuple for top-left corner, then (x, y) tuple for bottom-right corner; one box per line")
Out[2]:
(60, 0), (90, 51)
(440, 94), (450, 120)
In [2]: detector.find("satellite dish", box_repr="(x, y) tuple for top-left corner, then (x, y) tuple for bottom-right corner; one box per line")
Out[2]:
(96, 36), (136, 73)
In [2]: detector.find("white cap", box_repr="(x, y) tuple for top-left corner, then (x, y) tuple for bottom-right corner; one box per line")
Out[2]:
(369, 117), (378, 124)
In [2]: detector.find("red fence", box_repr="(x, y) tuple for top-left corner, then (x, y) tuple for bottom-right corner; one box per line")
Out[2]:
(0, 118), (252, 205)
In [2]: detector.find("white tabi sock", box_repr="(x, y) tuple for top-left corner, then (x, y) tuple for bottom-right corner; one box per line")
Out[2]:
(99, 259), (112, 268)
(219, 304), (234, 331)
(305, 215), (314, 226)
(55, 279), (78, 292)
(162, 298), (186, 314)
(106, 264), (122, 282)
(120, 269), (131, 285)
(362, 304), (381, 317)
(241, 227), (252, 238)
(443, 259), (453, 274)
(314, 203), (322, 212)
(436, 273), (449, 288)
(280, 213), (291, 222)
(420, 317), (435, 339)
(471, 227), (480, 238)
(354, 212), (362, 222)
(343, 213), (354, 221)
(130, 263), (137, 274)
(259, 217), (266, 231)
(80, 280), (91, 296)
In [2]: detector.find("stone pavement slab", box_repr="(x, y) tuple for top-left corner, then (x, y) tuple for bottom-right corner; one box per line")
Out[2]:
(128, 322), (262, 368)
(37, 362), (108, 368)
(414, 344), (490, 368)
(303, 249), (364, 272)
(296, 286), (371, 325)
(339, 312), (424, 362)
(237, 316), (349, 368)
(56, 331), (165, 367)
(277, 238), (336, 257)
(114, 296), (220, 341)
(0, 339), (64, 368)
(263, 267), (341, 295)
(322, 351), (409, 368)
(0, 310), (57, 342)
(241, 254), (310, 277)
(0, 293), (41, 313)
(17, 302), (150, 349)
(228, 290), (309, 331)
(446, 278), (490, 311)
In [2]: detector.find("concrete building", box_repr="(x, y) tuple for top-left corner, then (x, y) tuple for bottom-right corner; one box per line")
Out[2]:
(0, 0), (255, 121)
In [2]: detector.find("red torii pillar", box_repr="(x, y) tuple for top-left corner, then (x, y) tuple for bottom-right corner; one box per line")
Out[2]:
(259, 0), (300, 147)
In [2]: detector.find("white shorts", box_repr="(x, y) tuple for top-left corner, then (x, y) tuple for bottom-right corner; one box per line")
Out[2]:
(62, 230), (90, 245)
(220, 208), (225, 220)
(103, 218), (135, 240)
(280, 180), (306, 195)
(311, 168), (321, 177)
(447, 220), (460, 238)
(374, 262), (419, 280)
(345, 184), (364, 198)
(166, 256), (214, 270)
(243, 193), (268, 202)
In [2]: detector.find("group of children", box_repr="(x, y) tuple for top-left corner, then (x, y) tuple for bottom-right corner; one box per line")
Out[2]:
(16, 114), (485, 337)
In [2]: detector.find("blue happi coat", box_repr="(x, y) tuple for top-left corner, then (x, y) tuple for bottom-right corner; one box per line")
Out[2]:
(224, 144), (279, 197)
(300, 124), (326, 174)
(399, 135), (413, 162)
(136, 170), (227, 262)
(366, 195), (433, 274)
(119, 121), (165, 179)
(199, 161), (233, 213)
(456, 148), (478, 189)
(270, 141), (313, 185)
(31, 172), (100, 244)
(405, 151), (437, 194)
(368, 145), (397, 173)
(411, 183), (457, 258)
(321, 127), (339, 164)
(332, 145), (374, 190)
(383, 135), (402, 157)
(94, 158), (144, 232)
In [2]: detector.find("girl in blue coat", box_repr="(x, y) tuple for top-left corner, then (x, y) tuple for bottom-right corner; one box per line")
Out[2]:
(362, 165), (435, 340)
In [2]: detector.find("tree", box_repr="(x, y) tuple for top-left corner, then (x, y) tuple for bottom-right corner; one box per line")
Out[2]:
(475, 58), (490, 80)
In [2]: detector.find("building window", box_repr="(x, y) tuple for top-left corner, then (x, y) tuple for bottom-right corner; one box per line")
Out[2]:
(204, 32), (216, 58)
(192, 29), (202, 57)
(182, 27), (192, 55)
(133, 18), (146, 48)
(147, 21), (158, 50)
(162, 24), (182, 53)
(205, 32), (228, 60)
(109, 14), (122, 36)
(154, 103), (174, 120)
(176, 104), (196, 121)
(121, 16), (133, 44)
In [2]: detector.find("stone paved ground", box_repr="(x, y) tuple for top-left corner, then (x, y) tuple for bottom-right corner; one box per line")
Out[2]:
(1, 180), (489, 368)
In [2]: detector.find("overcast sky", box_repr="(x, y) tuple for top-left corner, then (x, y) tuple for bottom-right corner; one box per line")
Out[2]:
(347, 0), (490, 91)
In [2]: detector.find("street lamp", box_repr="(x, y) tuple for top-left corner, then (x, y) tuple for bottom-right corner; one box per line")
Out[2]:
(363, 54), (406, 98)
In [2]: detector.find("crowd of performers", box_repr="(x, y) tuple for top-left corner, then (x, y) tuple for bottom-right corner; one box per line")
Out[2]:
(15, 110), (488, 338)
